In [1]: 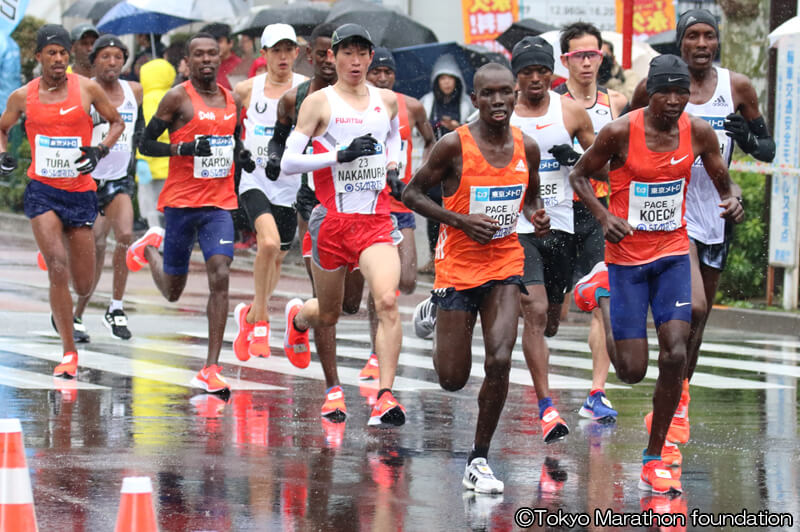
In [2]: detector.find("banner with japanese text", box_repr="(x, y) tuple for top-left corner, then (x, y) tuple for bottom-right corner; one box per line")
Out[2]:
(461, 0), (518, 52)
(614, 0), (675, 38)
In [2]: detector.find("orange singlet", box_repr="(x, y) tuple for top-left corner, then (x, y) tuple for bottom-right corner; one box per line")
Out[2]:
(158, 81), (238, 211)
(434, 125), (528, 291)
(26, 74), (95, 192)
(606, 108), (694, 266)
(388, 93), (413, 213)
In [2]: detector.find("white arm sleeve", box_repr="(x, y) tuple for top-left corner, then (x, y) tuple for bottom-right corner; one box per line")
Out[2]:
(385, 114), (401, 167)
(280, 130), (338, 175)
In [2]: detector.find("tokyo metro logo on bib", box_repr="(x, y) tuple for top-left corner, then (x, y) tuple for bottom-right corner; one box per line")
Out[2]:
(472, 185), (523, 202)
(634, 181), (682, 198)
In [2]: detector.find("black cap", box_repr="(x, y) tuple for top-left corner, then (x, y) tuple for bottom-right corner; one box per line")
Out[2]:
(369, 47), (395, 72)
(676, 9), (719, 48)
(331, 24), (373, 49)
(89, 34), (130, 64)
(200, 23), (232, 40)
(36, 24), (73, 54)
(646, 54), (691, 96)
(71, 23), (99, 42)
(511, 36), (554, 75)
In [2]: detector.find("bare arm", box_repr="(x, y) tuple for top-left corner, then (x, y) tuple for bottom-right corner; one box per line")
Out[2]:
(87, 79), (124, 150)
(521, 134), (549, 237)
(692, 116), (744, 223)
(608, 88), (628, 118)
(0, 87), (26, 152)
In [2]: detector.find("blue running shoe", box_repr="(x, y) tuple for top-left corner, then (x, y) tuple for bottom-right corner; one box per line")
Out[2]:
(579, 391), (617, 423)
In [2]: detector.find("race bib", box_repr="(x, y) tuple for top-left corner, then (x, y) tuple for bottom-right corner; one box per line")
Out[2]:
(91, 111), (135, 153)
(333, 142), (387, 194)
(193, 135), (234, 179)
(469, 184), (525, 239)
(628, 178), (684, 232)
(538, 158), (565, 208)
(34, 135), (81, 178)
(694, 116), (730, 166)
(244, 124), (273, 168)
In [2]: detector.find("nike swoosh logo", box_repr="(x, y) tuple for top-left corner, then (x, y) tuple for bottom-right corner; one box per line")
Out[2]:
(536, 123), (553, 130)
(670, 155), (688, 165)
(667, 77), (683, 83)
(219, 239), (233, 245)
(675, 301), (691, 307)
(577, 282), (598, 299)
(223, 113), (236, 121)
(60, 106), (78, 115)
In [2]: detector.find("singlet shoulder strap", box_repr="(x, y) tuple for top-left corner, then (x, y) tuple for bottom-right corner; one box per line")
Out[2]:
(553, 83), (569, 97)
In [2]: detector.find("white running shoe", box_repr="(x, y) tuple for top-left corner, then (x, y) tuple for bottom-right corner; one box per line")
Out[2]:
(462, 458), (504, 494)
(413, 297), (436, 339)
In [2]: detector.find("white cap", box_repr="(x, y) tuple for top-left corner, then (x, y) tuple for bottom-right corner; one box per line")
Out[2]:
(261, 23), (298, 49)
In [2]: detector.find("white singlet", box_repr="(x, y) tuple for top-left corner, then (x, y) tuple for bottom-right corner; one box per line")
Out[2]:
(511, 91), (575, 233)
(239, 72), (306, 207)
(684, 66), (735, 245)
(91, 80), (137, 181)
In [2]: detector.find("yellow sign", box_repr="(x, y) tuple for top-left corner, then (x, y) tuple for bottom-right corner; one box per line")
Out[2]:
(615, 0), (676, 37)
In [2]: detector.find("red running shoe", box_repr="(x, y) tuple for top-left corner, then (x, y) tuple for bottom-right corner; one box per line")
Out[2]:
(249, 320), (271, 358)
(190, 364), (230, 394)
(233, 302), (254, 361)
(573, 262), (609, 312)
(53, 351), (78, 378)
(283, 298), (310, 368)
(639, 460), (682, 494)
(126, 227), (164, 272)
(368, 390), (406, 427)
(645, 388), (690, 444)
(358, 353), (379, 381)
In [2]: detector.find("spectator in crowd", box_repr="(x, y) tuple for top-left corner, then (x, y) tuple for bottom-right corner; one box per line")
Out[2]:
(200, 23), (240, 89)
(248, 56), (267, 78)
(0, 34), (21, 114)
(136, 58), (175, 229)
(163, 41), (189, 85)
(230, 33), (256, 83)
(418, 54), (474, 274)
(126, 33), (166, 82)
(69, 23), (99, 77)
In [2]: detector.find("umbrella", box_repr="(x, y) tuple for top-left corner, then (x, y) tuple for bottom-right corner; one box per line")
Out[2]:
(234, 2), (330, 38)
(97, 1), (195, 35)
(769, 15), (800, 47)
(392, 42), (508, 100)
(646, 30), (678, 55)
(128, 0), (249, 22)
(325, 0), (437, 49)
(497, 18), (559, 52)
(63, 0), (122, 23)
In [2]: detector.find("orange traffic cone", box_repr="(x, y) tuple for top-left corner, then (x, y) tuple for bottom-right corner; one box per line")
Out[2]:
(0, 419), (38, 532)
(114, 477), (158, 532)
(36, 252), (47, 271)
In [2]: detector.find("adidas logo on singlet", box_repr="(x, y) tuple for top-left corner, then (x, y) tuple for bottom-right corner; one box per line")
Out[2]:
(712, 95), (727, 107)
(515, 160), (527, 172)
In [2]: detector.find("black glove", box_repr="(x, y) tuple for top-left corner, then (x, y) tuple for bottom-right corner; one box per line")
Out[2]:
(235, 149), (256, 173)
(723, 113), (758, 153)
(0, 152), (18, 176)
(265, 153), (282, 181)
(337, 134), (377, 163)
(178, 136), (212, 157)
(74, 145), (109, 175)
(387, 168), (405, 201)
(548, 144), (581, 167)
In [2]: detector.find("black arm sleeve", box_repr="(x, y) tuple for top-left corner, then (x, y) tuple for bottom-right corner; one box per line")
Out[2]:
(268, 120), (292, 159)
(748, 116), (776, 162)
(133, 107), (145, 151)
(234, 123), (245, 154)
(139, 116), (173, 157)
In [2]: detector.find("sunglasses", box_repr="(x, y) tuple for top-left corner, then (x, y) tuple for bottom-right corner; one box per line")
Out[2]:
(562, 49), (603, 61)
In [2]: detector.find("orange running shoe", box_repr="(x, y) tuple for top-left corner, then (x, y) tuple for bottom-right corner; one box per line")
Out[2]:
(283, 298), (310, 368)
(233, 302), (253, 361)
(639, 460), (682, 494)
(573, 262), (609, 312)
(249, 320), (271, 358)
(321, 385), (347, 421)
(53, 351), (78, 378)
(541, 406), (570, 443)
(368, 390), (406, 427)
(661, 441), (682, 467)
(126, 227), (164, 272)
(190, 364), (230, 394)
(645, 388), (690, 444)
(36, 251), (47, 271)
(358, 353), (379, 381)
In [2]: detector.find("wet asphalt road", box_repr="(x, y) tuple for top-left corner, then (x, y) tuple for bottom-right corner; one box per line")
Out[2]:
(0, 233), (798, 531)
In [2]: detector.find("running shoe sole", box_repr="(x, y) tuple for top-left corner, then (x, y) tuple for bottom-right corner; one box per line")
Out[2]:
(189, 377), (230, 395)
(544, 423), (570, 444)
(578, 407), (617, 424)
(102, 314), (131, 340)
(322, 409), (347, 423)
(368, 407), (406, 428)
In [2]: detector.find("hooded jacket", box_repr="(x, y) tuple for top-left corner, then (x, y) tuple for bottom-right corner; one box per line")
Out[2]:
(137, 59), (176, 180)
(420, 54), (474, 139)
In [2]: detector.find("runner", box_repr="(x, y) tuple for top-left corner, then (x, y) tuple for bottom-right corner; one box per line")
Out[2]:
(72, 35), (143, 341)
(131, 32), (255, 394)
(279, 24), (407, 426)
(628, 8), (775, 446)
(360, 47), (435, 381)
(553, 21), (625, 422)
(0, 24), (124, 377)
(569, 55), (743, 493)
(261, 22), (368, 421)
(231, 24), (307, 360)
(405, 63), (548, 493)
(508, 36), (603, 440)
(68, 24), (98, 78)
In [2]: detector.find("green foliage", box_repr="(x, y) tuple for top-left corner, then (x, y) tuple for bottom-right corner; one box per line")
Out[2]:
(12, 15), (47, 82)
(718, 162), (767, 301)
(0, 125), (29, 213)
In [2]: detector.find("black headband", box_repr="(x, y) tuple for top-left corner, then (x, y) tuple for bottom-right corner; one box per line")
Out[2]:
(36, 24), (72, 54)
(676, 9), (719, 48)
(511, 36), (554, 74)
(646, 54), (691, 96)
